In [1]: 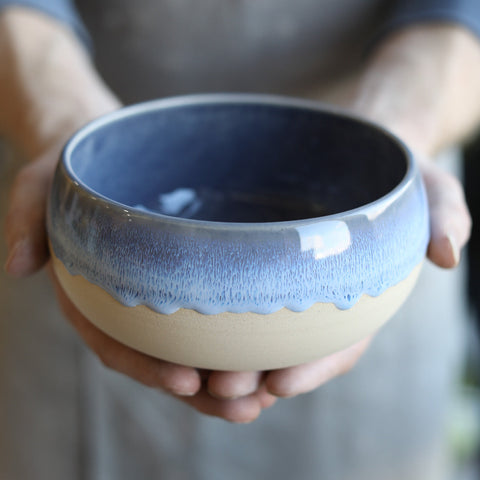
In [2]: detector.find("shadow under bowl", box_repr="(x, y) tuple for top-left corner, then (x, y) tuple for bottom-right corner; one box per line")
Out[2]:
(48, 94), (429, 371)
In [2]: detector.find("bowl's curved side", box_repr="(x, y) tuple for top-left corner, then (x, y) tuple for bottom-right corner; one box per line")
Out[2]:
(51, 253), (423, 371)
(47, 159), (428, 315)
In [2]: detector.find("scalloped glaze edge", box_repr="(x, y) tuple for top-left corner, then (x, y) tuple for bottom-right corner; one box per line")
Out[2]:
(51, 254), (423, 370)
(48, 171), (429, 315)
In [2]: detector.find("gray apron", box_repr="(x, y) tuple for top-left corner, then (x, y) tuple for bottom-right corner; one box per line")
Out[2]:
(76, 0), (391, 102)
(0, 1), (467, 478)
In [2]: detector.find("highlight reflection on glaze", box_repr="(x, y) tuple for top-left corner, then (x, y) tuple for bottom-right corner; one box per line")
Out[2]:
(296, 221), (351, 259)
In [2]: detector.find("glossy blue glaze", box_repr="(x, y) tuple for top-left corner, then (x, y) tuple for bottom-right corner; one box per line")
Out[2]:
(47, 94), (429, 315)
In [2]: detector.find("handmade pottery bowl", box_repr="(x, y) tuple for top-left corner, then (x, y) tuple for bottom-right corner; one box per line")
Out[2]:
(47, 94), (429, 371)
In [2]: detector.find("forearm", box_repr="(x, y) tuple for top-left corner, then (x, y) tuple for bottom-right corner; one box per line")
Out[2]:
(353, 24), (480, 156)
(0, 7), (119, 158)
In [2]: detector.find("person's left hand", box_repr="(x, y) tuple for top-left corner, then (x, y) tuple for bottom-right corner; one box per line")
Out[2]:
(205, 154), (471, 409)
(203, 25), (475, 416)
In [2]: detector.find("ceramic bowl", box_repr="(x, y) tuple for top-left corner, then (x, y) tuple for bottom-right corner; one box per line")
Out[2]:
(47, 94), (429, 371)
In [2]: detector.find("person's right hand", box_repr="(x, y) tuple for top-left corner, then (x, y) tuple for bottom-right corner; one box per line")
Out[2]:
(4, 139), (278, 423)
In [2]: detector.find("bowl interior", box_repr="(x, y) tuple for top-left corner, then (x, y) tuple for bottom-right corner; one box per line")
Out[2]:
(67, 101), (407, 223)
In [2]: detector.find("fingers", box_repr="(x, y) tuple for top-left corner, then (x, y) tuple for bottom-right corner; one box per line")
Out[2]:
(48, 266), (277, 421)
(180, 389), (260, 424)
(258, 384), (278, 409)
(49, 266), (202, 396)
(4, 153), (58, 277)
(186, 372), (277, 422)
(265, 337), (371, 398)
(180, 383), (277, 424)
(420, 161), (471, 268)
(207, 371), (262, 399)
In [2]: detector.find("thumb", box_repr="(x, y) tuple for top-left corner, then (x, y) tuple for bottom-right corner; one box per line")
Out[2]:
(420, 160), (471, 269)
(4, 151), (59, 277)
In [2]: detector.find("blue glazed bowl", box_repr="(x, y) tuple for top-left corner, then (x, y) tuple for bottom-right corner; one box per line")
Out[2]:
(48, 94), (429, 371)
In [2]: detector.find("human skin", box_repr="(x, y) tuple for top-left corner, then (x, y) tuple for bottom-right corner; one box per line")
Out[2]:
(1, 8), (477, 423)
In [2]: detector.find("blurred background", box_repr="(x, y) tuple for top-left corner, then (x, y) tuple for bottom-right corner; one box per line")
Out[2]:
(456, 132), (480, 479)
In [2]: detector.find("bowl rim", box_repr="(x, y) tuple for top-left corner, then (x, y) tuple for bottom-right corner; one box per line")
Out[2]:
(60, 93), (417, 231)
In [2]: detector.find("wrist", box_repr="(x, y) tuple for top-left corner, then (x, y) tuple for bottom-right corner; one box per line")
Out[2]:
(350, 24), (480, 156)
(0, 7), (120, 158)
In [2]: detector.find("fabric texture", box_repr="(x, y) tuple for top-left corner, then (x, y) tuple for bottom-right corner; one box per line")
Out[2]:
(1, 0), (479, 47)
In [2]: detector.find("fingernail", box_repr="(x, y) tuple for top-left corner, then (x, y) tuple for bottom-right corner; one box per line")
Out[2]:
(447, 233), (460, 267)
(164, 385), (197, 397)
(4, 240), (26, 276)
(168, 382), (200, 397)
(232, 417), (258, 425)
(5, 238), (48, 277)
(171, 389), (196, 397)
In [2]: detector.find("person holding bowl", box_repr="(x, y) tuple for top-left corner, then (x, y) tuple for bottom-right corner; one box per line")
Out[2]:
(0, 0), (478, 478)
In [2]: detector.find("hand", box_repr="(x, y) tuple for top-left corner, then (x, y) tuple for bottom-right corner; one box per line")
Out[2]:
(207, 153), (470, 409)
(419, 158), (471, 268)
(219, 24), (476, 414)
(3, 138), (279, 423)
(48, 265), (278, 422)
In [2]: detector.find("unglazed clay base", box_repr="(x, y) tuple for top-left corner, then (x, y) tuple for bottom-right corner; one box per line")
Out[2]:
(52, 254), (422, 371)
